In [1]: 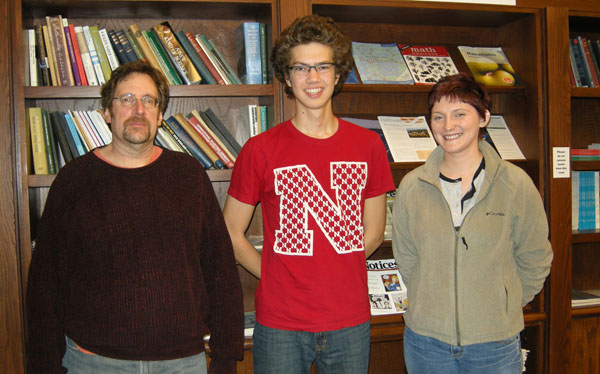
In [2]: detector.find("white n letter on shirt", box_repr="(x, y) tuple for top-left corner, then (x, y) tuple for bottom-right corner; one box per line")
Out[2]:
(273, 162), (367, 256)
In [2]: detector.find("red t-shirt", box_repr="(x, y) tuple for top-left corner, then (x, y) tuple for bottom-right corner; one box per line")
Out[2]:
(229, 119), (395, 331)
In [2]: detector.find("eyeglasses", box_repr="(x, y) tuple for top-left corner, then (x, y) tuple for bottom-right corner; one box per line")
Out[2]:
(289, 63), (336, 77)
(112, 93), (159, 109)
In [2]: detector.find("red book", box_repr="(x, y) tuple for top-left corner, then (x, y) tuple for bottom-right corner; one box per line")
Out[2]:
(580, 36), (600, 87)
(186, 112), (235, 168)
(184, 32), (226, 85)
(571, 149), (600, 156)
(67, 24), (88, 86)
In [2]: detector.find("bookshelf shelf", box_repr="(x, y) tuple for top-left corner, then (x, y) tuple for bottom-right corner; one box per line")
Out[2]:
(571, 160), (600, 171)
(572, 305), (600, 317)
(341, 84), (526, 94)
(571, 87), (600, 98)
(24, 84), (275, 99)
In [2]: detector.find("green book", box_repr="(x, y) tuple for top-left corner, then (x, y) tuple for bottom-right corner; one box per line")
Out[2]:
(89, 25), (112, 81)
(198, 34), (242, 84)
(175, 30), (217, 85)
(41, 109), (59, 174)
(145, 29), (183, 85)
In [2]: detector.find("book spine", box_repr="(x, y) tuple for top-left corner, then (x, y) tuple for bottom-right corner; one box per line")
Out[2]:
(26, 29), (37, 86)
(70, 110), (101, 149)
(49, 111), (74, 162)
(153, 22), (202, 85)
(572, 37), (591, 87)
(204, 108), (242, 154)
(116, 29), (138, 63)
(124, 29), (145, 61)
(195, 34), (231, 84)
(144, 30), (182, 85)
(128, 24), (163, 73)
(99, 28), (120, 71)
(63, 111), (88, 155)
(237, 22), (262, 84)
(42, 25), (59, 86)
(186, 113), (234, 168)
(568, 40), (582, 87)
(589, 40), (600, 83)
(189, 110), (236, 162)
(176, 31), (217, 85)
(156, 126), (185, 153)
(259, 23), (268, 84)
(108, 29), (129, 64)
(74, 26), (98, 86)
(34, 25), (51, 86)
(62, 22), (82, 86)
(67, 24), (88, 86)
(41, 109), (59, 174)
(46, 16), (74, 85)
(580, 36), (600, 87)
(161, 119), (193, 156)
(164, 116), (213, 168)
(174, 113), (225, 169)
(206, 37), (242, 84)
(28, 107), (49, 174)
(89, 26), (112, 81)
(183, 32), (222, 84)
(87, 110), (113, 145)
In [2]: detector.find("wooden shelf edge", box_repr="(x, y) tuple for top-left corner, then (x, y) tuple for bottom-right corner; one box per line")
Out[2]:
(24, 84), (274, 99)
(28, 168), (232, 187)
(571, 305), (600, 318)
(571, 160), (600, 171)
(571, 86), (600, 98)
(341, 84), (526, 94)
(572, 229), (600, 243)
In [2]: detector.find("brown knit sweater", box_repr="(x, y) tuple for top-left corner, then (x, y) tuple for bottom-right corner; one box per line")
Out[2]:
(26, 149), (243, 374)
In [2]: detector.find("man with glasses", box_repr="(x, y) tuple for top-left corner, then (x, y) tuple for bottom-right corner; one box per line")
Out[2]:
(26, 61), (243, 374)
(223, 15), (395, 373)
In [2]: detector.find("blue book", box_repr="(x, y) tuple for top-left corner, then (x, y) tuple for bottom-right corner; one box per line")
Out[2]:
(578, 171), (597, 230)
(236, 22), (262, 84)
(164, 116), (214, 169)
(63, 111), (88, 156)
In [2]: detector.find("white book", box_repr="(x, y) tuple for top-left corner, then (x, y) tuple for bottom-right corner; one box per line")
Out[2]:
(71, 110), (102, 148)
(82, 26), (105, 85)
(194, 34), (231, 84)
(74, 26), (98, 86)
(87, 110), (112, 145)
(99, 28), (120, 71)
(27, 29), (38, 86)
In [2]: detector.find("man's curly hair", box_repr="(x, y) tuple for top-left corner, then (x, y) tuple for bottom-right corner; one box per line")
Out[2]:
(271, 15), (353, 99)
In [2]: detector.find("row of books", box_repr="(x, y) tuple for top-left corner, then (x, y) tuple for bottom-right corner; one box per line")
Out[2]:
(343, 114), (525, 163)
(572, 171), (600, 231)
(158, 109), (243, 169)
(572, 288), (600, 308)
(349, 43), (520, 87)
(569, 36), (600, 88)
(27, 108), (112, 175)
(27, 105), (249, 174)
(571, 147), (600, 161)
(23, 16), (271, 87)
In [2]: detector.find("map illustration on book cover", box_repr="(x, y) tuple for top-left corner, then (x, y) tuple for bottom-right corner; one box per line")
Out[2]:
(351, 42), (413, 84)
(399, 44), (459, 84)
(458, 46), (520, 86)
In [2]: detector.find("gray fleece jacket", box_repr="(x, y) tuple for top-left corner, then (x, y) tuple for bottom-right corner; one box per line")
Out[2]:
(392, 141), (552, 346)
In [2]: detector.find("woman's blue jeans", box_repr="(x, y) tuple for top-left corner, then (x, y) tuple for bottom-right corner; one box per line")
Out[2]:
(403, 327), (523, 374)
(253, 321), (371, 374)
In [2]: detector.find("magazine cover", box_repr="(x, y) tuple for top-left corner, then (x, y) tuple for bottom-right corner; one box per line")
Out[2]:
(399, 44), (459, 84)
(367, 259), (407, 315)
(351, 42), (413, 84)
(458, 46), (520, 86)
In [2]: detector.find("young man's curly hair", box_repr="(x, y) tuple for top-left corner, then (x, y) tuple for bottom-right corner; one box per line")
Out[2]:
(271, 14), (353, 99)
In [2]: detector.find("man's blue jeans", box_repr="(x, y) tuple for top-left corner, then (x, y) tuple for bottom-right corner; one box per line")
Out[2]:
(253, 321), (370, 374)
(403, 327), (522, 374)
(62, 336), (207, 374)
